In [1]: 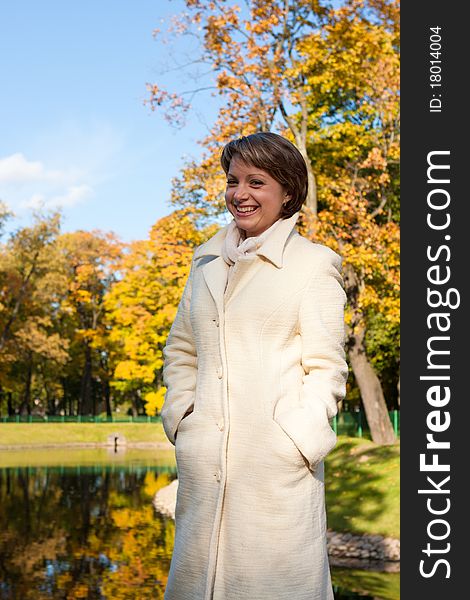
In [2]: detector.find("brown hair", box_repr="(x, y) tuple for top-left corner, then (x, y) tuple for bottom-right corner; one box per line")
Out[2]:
(220, 132), (308, 218)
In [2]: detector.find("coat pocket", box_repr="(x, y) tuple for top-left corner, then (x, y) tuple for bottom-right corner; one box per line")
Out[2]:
(175, 407), (196, 439)
(276, 403), (338, 472)
(271, 416), (310, 471)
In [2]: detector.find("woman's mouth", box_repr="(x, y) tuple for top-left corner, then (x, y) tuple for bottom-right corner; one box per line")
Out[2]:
(234, 205), (259, 217)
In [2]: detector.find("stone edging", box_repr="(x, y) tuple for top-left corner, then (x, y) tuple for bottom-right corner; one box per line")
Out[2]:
(327, 530), (400, 568)
(153, 478), (180, 518)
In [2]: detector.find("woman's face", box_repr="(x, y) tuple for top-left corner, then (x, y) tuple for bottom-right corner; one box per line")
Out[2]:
(225, 156), (290, 238)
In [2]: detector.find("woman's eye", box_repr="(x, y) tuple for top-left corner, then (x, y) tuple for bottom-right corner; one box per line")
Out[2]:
(226, 180), (237, 186)
(250, 180), (264, 186)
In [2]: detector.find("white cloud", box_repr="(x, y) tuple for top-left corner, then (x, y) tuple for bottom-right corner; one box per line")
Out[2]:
(0, 152), (93, 215)
(0, 153), (74, 184)
(25, 193), (46, 209)
(52, 184), (93, 207)
(0, 153), (44, 182)
(0, 120), (123, 225)
(25, 184), (93, 210)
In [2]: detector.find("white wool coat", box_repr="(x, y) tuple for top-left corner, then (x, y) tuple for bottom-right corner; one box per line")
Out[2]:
(161, 211), (348, 600)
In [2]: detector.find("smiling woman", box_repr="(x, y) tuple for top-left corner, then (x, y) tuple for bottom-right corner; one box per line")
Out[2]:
(221, 132), (308, 236)
(224, 157), (290, 237)
(161, 132), (348, 600)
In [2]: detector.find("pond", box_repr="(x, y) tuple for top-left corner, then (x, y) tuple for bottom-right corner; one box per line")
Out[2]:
(0, 449), (399, 599)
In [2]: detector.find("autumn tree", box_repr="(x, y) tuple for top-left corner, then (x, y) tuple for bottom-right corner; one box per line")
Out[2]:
(0, 213), (70, 415)
(57, 230), (122, 416)
(0, 214), (61, 351)
(295, 0), (400, 444)
(105, 208), (217, 416)
(147, 0), (342, 215)
(148, 0), (400, 444)
(0, 200), (11, 239)
(0, 201), (12, 412)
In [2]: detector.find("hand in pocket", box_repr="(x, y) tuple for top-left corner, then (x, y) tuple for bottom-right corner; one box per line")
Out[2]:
(175, 407), (194, 440)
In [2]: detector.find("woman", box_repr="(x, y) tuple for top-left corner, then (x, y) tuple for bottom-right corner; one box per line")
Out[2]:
(161, 132), (348, 600)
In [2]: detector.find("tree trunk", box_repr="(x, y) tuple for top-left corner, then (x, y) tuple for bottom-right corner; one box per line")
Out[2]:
(342, 262), (396, 445)
(80, 343), (93, 415)
(19, 357), (33, 416)
(304, 158), (317, 216)
(44, 381), (55, 416)
(348, 332), (396, 445)
(104, 380), (112, 417)
(130, 392), (139, 417)
(293, 134), (317, 215)
(278, 98), (317, 216)
(61, 378), (67, 415)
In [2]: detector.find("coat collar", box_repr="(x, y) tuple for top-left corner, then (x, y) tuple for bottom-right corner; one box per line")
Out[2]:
(194, 211), (300, 269)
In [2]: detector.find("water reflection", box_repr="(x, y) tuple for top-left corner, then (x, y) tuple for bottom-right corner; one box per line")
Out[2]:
(0, 463), (398, 599)
(332, 567), (400, 599)
(0, 465), (176, 599)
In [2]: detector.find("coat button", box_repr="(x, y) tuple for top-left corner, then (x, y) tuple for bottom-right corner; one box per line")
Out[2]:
(217, 367), (223, 379)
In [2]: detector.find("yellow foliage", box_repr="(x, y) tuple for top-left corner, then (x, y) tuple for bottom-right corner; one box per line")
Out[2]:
(71, 584), (89, 598)
(105, 209), (216, 396)
(144, 388), (166, 416)
(142, 471), (172, 498)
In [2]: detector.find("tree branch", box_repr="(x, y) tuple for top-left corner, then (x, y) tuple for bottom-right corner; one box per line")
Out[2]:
(370, 193), (389, 218)
(279, 99), (301, 141)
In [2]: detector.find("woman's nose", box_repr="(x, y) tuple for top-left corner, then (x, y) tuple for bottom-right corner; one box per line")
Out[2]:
(233, 185), (249, 200)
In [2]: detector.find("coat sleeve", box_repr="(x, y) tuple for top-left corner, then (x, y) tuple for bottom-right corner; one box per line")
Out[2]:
(275, 249), (348, 471)
(161, 255), (198, 445)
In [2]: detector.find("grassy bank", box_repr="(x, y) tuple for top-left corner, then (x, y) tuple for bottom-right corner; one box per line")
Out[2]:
(325, 437), (400, 539)
(0, 422), (169, 447)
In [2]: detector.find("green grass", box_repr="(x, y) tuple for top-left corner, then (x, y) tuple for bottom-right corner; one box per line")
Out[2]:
(325, 436), (400, 539)
(0, 422), (169, 447)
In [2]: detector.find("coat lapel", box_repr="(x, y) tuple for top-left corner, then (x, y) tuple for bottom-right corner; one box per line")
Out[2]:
(223, 258), (264, 308)
(201, 256), (229, 321)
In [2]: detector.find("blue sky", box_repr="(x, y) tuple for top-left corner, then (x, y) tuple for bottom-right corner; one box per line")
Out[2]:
(0, 0), (223, 242)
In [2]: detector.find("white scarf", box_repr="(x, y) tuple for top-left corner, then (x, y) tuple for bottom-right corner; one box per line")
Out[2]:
(221, 217), (284, 266)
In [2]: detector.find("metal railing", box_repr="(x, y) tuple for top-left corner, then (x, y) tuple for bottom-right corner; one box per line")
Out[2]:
(332, 410), (400, 438)
(0, 415), (162, 424)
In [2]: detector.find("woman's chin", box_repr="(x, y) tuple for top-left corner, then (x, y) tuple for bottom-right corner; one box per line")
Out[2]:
(231, 213), (264, 235)
(233, 217), (257, 234)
